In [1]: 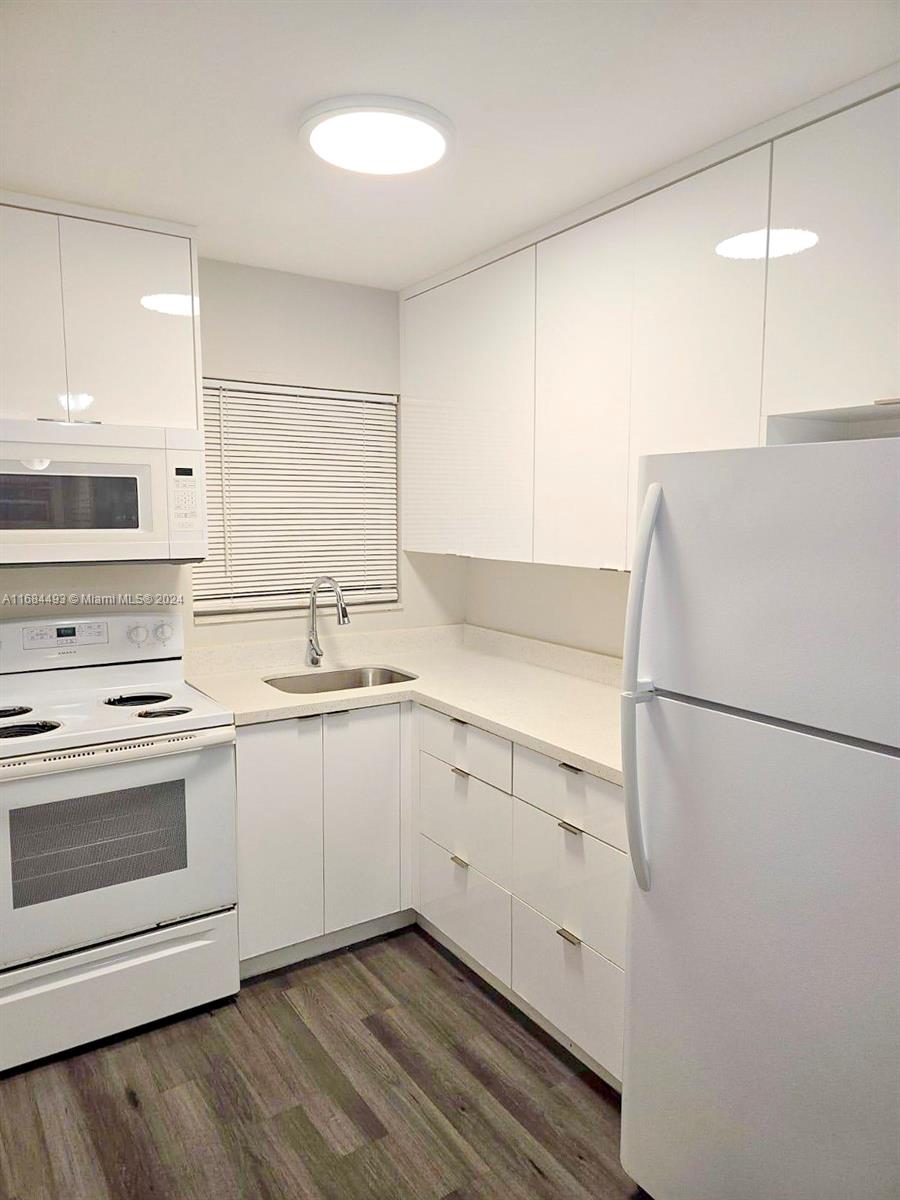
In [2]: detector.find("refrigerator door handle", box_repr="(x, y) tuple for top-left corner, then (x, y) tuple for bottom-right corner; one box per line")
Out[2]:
(621, 481), (662, 891)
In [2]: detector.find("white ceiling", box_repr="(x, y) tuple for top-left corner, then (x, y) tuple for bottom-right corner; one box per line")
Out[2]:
(2, 0), (898, 291)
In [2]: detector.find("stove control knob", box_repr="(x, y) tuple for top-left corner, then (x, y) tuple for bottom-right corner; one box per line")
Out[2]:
(127, 624), (149, 646)
(154, 621), (174, 644)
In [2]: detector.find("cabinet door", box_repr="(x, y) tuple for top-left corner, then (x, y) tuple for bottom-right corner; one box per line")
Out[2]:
(0, 206), (68, 420)
(236, 718), (324, 960)
(402, 248), (535, 560)
(627, 147), (770, 559)
(59, 217), (197, 427)
(534, 205), (633, 568)
(763, 91), (900, 416)
(324, 705), (400, 932)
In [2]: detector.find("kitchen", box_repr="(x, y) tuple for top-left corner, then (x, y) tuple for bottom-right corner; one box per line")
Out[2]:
(0, 2), (898, 1198)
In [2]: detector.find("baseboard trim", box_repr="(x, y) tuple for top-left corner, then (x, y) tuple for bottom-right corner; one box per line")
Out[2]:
(239, 910), (416, 979)
(416, 915), (622, 1092)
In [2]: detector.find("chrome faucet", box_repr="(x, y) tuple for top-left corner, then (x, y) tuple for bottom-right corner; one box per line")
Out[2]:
(307, 576), (350, 666)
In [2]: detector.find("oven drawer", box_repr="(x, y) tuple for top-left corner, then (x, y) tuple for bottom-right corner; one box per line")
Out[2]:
(0, 737), (237, 968)
(0, 909), (238, 1071)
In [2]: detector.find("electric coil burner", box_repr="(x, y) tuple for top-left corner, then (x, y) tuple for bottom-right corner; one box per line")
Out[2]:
(137, 707), (192, 718)
(0, 720), (61, 738)
(105, 692), (173, 706)
(0, 706), (32, 719)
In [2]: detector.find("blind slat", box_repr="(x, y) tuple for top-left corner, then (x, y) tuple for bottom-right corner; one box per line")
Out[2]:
(195, 378), (399, 615)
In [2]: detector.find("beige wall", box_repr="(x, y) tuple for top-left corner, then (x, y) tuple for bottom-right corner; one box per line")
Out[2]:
(198, 258), (400, 394)
(463, 558), (628, 659)
(194, 259), (466, 647)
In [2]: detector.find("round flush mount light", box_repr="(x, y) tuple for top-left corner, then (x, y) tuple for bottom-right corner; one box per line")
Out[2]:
(140, 293), (197, 316)
(299, 96), (452, 175)
(715, 228), (819, 260)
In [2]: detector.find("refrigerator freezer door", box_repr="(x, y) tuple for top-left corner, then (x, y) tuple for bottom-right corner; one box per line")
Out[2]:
(621, 696), (900, 1200)
(638, 438), (899, 747)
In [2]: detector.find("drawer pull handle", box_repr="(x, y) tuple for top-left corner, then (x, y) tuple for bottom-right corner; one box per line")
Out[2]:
(450, 854), (469, 869)
(557, 820), (582, 836)
(558, 761), (582, 774)
(556, 927), (582, 947)
(451, 767), (469, 779)
(450, 717), (467, 727)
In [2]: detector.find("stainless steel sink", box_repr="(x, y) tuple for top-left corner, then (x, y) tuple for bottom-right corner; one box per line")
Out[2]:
(264, 666), (417, 694)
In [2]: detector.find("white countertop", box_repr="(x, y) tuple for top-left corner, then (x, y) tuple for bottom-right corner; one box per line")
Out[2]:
(189, 625), (624, 785)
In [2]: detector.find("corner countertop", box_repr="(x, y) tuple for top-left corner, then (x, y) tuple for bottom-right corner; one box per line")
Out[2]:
(188, 625), (624, 786)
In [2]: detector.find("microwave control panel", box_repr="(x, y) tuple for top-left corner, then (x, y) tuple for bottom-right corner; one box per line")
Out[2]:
(171, 465), (201, 532)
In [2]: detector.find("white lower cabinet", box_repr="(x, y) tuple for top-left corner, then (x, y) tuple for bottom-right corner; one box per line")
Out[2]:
(419, 751), (512, 887)
(418, 834), (512, 986)
(236, 718), (324, 959)
(513, 743), (627, 851)
(419, 706), (512, 792)
(512, 897), (625, 1080)
(512, 798), (628, 967)
(324, 705), (401, 933)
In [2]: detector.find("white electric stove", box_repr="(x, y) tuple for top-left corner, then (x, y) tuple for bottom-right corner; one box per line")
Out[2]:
(0, 613), (239, 1072)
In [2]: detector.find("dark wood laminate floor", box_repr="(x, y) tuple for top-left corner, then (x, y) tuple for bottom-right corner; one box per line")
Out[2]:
(0, 927), (641, 1200)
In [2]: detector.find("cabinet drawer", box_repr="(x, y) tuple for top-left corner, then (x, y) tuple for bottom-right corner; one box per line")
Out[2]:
(512, 898), (624, 1080)
(513, 799), (628, 966)
(513, 743), (626, 850)
(419, 834), (511, 986)
(419, 707), (512, 792)
(420, 752), (512, 888)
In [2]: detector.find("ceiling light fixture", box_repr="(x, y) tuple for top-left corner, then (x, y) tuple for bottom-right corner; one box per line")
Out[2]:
(141, 293), (197, 316)
(299, 96), (452, 175)
(715, 228), (819, 260)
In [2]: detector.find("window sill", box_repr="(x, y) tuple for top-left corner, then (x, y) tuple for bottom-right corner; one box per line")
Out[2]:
(194, 601), (405, 627)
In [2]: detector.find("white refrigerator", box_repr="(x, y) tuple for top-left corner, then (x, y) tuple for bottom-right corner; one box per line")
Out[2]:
(619, 437), (900, 1200)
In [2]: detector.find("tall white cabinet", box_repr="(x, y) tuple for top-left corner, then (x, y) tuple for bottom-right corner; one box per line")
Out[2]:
(534, 206), (634, 569)
(626, 146), (770, 554)
(0, 206), (68, 420)
(763, 90), (900, 416)
(402, 247), (536, 561)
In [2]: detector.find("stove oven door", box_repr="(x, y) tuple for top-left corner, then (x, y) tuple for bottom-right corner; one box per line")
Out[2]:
(0, 728), (236, 968)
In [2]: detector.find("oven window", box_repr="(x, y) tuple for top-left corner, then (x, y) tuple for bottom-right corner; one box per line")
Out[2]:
(0, 473), (139, 530)
(9, 780), (187, 908)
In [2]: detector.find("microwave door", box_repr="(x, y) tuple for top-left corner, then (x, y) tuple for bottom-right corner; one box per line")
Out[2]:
(0, 449), (169, 563)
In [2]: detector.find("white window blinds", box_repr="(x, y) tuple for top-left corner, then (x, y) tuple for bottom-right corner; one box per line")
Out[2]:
(195, 379), (399, 615)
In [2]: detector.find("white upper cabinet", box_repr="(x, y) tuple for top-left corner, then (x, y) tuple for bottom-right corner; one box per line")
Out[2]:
(534, 206), (634, 569)
(402, 247), (535, 561)
(763, 90), (900, 416)
(627, 147), (770, 559)
(0, 206), (68, 420)
(59, 216), (198, 427)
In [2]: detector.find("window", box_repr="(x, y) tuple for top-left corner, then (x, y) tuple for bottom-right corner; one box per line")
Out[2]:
(195, 379), (399, 615)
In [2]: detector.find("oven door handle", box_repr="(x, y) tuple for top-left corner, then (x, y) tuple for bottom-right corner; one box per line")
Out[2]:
(0, 724), (236, 781)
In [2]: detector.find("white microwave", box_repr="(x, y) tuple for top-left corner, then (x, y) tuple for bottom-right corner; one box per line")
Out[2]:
(0, 420), (207, 563)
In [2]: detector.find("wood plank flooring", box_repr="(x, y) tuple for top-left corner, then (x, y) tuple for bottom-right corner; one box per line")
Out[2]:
(0, 927), (641, 1200)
